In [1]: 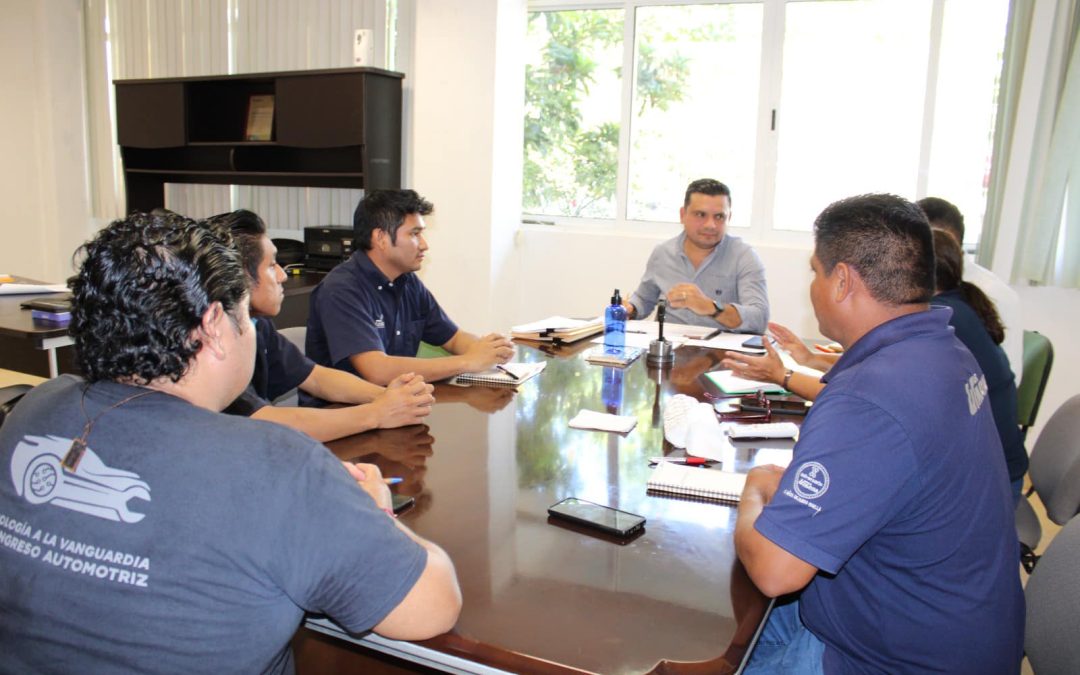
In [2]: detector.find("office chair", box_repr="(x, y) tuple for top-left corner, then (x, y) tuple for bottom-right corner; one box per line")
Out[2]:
(1025, 513), (1080, 674)
(272, 326), (307, 407)
(1016, 393), (1080, 573)
(416, 342), (450, 358)
(0, 384), (33, 428)
(1018, 330), (1053, 439)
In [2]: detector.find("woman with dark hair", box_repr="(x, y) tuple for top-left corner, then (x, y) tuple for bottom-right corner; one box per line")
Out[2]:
(931, 229), (1027, 503)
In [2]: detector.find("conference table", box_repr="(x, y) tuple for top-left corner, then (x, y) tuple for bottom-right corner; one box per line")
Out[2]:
(296, 339), (804, 675)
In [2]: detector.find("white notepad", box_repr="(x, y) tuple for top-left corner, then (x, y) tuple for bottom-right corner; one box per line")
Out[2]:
(449, 361), (546, 387)
(646, 461), (747, 503)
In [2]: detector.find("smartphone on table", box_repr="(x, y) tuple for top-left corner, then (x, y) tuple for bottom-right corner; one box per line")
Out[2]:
(548, 497), (645, 538)
(391, 493), (415, 514)
(741, 396), (810, 416)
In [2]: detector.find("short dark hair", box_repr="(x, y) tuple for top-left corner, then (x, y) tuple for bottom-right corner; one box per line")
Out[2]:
(354, 189), (434, 250)
(68, 211), (249, 384)
(205, 209), (267, 284)
(683, 178), (731, 208)
(932, 228), (1005, 344)
(917, 197), (965, 242)
(813, 194), (935, 305)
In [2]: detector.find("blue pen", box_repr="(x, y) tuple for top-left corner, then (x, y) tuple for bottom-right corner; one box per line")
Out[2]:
(386, 477), (404, 485)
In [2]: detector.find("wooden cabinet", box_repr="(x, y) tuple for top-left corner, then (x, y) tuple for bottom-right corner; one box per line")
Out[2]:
(114, 68), (403, 213)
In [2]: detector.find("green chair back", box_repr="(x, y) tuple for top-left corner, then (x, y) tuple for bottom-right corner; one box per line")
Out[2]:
(416, 342), (450, 359)
(1018, 330), (1053, 432)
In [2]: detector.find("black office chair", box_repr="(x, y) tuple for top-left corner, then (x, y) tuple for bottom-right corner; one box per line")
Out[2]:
(1016, 393), (1080, 573)
(0, 384), (33, 428)
(1025, 513), (1080, 674)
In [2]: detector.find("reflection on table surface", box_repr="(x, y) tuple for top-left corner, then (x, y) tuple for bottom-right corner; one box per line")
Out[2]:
(321, 342), (797, 675)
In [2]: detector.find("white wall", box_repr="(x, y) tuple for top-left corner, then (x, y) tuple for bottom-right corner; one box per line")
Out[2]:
(0, 0), (92, 281)
(406, 0), (525, 334)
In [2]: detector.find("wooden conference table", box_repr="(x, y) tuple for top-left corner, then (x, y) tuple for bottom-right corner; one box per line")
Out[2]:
(296, 340), (802, 675)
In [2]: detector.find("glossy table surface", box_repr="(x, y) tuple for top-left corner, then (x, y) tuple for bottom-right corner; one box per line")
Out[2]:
(319, 340), (799, 675)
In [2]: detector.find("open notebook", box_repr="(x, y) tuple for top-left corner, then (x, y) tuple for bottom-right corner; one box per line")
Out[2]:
(646, 461), (747, 504)
(449, 361), (546, 388)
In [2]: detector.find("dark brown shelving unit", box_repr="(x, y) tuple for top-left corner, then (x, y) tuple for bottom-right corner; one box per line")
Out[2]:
(114, 67), (403, 213)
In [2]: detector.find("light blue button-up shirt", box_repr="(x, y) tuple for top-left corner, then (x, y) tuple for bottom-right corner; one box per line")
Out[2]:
(628, 232), (769, 333)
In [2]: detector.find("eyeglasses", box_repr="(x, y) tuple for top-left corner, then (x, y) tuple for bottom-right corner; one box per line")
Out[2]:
(704, 389), (772, 422)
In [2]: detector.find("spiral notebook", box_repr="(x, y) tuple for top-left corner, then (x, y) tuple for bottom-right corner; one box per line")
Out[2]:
(449, 361), (546, 388)
(646, 461), (747, 504)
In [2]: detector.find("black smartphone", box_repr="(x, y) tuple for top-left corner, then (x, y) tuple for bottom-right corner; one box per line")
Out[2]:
(741, 335), (765, 349)
(548, 497), (645, 538)
(391, 493), (415, 514)
(741, 396), (809, 416)
(20, 298), (72, 312)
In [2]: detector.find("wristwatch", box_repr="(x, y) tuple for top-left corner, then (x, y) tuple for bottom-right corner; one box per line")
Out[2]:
(711, 300), (724, 319)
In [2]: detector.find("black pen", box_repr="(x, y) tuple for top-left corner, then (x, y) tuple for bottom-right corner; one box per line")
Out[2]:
(496, 364), (520, 380)
(702, 327), (724, 340)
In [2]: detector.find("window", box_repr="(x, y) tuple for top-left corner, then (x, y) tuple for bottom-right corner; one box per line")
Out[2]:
(523, 0), (1010, 244)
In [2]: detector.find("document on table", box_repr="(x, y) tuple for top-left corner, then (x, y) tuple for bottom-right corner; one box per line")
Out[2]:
(0, 280), (68, 295)
(685, 333), (766, 352)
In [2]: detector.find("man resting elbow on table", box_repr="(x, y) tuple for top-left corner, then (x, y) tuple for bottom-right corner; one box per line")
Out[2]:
(623, 179), (769, 334)
(0, 212), (460, 672)
(734, 195), (1022, 674)
(208, 210), (435, 442)
(306, 189), (514, 388)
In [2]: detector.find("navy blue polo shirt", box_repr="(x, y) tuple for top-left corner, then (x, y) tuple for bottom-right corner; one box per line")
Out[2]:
(932, 289), (1027, 482)
(224, 317), (316, 416)
(755, 308), (1024, 673)
(305, 251), (458, 378)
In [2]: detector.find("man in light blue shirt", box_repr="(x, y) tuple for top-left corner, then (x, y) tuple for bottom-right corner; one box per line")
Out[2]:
(625, 179), (769, 333)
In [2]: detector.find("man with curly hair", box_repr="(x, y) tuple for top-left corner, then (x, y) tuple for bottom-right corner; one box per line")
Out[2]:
(0, 212), (461, 671)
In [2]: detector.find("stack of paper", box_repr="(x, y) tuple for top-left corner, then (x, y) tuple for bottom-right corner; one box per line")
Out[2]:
(511, 316), (604, 344)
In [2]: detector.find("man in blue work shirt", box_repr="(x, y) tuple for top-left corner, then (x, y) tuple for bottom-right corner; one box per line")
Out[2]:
(735, 194), (1023, 673)
(307, 189), (514, 386)
(624, 178), (769, 333)
(208, 209), (434, 442)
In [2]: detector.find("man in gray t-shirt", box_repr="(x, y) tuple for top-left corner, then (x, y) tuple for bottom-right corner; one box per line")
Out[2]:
(0, 212), (461, 672)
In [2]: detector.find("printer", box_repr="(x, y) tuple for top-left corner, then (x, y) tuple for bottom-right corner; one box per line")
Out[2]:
(304, 226), (355, 271)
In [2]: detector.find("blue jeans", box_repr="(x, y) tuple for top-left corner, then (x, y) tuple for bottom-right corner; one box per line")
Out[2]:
(743, 595), (825, 675)
(1011, 477), (1023, 507)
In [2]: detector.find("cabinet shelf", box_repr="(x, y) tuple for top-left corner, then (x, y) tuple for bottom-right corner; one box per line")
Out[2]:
(115, 67), (403, 212)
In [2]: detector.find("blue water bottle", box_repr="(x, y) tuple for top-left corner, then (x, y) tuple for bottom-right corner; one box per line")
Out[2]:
(604, 289), (627, 351)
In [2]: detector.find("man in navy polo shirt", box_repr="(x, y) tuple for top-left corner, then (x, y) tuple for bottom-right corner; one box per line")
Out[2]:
(209, 210), (435, 442)
(735, 194), (1024, 674)
(306, 189), (514, 386)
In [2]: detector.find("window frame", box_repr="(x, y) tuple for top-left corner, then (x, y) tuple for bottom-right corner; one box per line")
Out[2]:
(522, 0), (969, 248)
